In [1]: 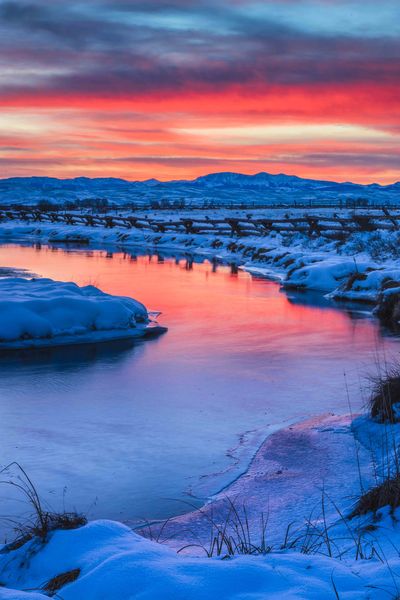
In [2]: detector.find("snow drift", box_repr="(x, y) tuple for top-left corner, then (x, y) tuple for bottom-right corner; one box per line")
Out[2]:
(0, 278), (166, 349)
(0, 519), (397, 600)
(5, 511), (400, 600)
(284, 258), (371, 293)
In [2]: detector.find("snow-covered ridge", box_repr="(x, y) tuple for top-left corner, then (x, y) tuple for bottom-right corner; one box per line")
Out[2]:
(0, 278), (166, 349)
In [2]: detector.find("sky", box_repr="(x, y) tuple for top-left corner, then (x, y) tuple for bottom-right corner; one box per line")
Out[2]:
(0, 0), (399, 183)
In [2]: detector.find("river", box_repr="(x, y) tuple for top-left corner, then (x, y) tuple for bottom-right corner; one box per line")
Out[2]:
(0, 243), (398, 531)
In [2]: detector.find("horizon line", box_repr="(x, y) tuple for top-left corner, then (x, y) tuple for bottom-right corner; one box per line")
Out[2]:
(1, 170), (399, 187)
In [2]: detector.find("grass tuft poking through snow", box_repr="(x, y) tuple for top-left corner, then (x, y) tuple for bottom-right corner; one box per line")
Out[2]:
(42, 568), (81, 597)
(0, 462), (87, 551)
(369, 365), (400, 424)
(349, 474), (400, 518)
(176, 498), (272, 558)
(349, 365), (400, 518)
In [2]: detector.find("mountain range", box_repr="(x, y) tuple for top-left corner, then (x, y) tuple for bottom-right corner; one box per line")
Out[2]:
(0, 172), (398, 207)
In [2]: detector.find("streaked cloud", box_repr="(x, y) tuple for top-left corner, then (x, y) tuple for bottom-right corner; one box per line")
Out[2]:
(0, 0), (398, 182)
(176, 124), (395, 145)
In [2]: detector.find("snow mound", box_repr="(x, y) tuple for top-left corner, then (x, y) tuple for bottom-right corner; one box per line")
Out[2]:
(0, 519), (397, 600)
(331, 267), (400, 302)
(0, 278), (165, 349)
(284, 258), (371, 293)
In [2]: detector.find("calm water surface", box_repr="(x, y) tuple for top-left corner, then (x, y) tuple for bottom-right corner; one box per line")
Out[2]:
(0, 243), (399, 528)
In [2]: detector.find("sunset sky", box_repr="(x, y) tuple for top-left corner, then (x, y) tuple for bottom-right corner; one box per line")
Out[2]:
(0, 0), (399, 183)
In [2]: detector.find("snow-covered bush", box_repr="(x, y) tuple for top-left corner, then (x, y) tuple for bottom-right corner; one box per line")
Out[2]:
(345, 231), (400, 261)
(284, 258), (369, 293)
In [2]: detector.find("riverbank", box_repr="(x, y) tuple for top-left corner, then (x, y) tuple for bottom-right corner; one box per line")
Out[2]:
(1, 412), (400, 598)
(1, 516), (398, 600)
(141, 414), (371, 551)
(1, 216), (400, 311)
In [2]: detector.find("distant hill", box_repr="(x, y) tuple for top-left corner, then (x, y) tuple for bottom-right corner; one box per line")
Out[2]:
(0, 172), (398, 207)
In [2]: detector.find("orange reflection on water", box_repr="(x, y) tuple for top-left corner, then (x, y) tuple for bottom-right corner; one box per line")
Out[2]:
(0, 243), (382, 361)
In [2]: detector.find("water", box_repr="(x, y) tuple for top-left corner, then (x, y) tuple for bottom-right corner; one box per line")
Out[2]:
(0, 243), (399, 530)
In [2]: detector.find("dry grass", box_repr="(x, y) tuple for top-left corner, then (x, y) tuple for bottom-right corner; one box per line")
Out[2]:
(174, 498), (272, 558)
(42, 568), (81, 596)
(351, 365), (400, 516)
(375, 290), (400, 327)
(143, 494), (383, 562)
(349, 475), (400, 519)
(0, 462), (87, 551)
(369, 365), (400, 423)
(343, 271), (367, 292)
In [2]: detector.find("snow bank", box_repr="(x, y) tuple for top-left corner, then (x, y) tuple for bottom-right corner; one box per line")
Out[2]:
(0, 519), (399, 600)
(284, 258), (370, 293)
(0, 415), (399, 598)
(330, 267), (400, 303)
(0, 278), (165, 349)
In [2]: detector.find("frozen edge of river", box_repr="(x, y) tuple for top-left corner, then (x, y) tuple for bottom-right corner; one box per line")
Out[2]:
(141, 413), (376, 550)
(1, 414), (400, 599)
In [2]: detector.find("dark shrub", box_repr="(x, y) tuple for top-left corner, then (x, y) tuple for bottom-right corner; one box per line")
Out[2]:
(370, 368), (400, 423)
(375, 290), (400, 327)
(43, 568), (81, 596)
(349, 474), (400, 518)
